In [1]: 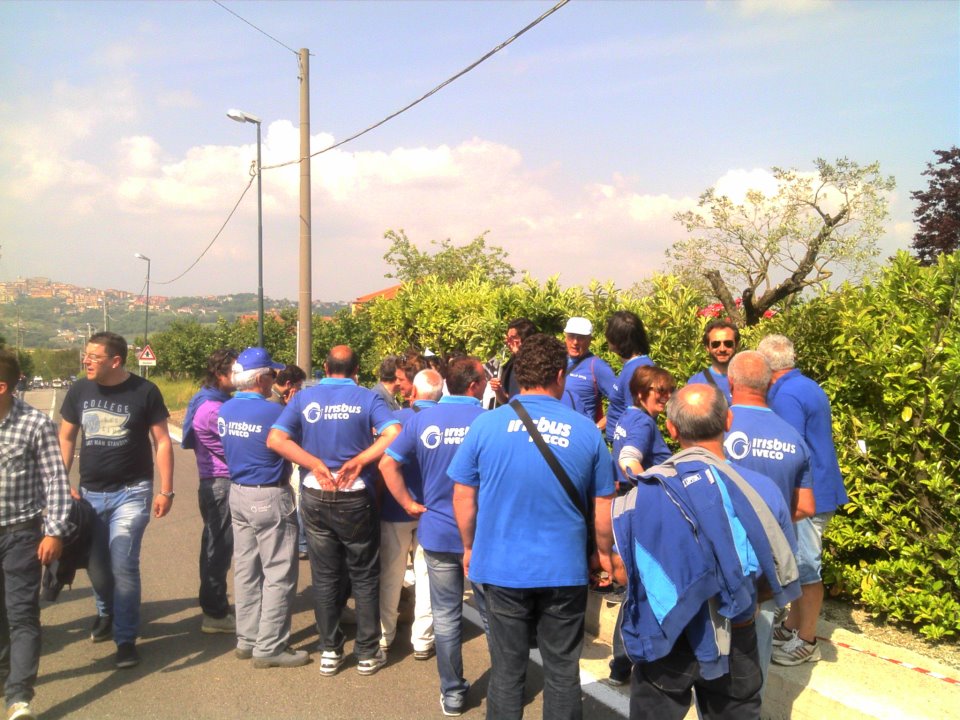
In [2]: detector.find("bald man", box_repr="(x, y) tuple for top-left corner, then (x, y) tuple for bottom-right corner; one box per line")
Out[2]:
(268, 345), (400, 677)
(724, 351), (815, 683)
(611, 384), (799, 720)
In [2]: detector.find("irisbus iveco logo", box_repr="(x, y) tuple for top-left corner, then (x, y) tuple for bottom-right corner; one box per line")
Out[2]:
(420, 425), (442, 450)
(303, 402), (323, 423)
(724, 431), (750, 460)
(217, 417), (227, 437)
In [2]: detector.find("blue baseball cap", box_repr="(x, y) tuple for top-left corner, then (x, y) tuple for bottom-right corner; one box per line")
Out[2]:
(235, 347), (284, 372)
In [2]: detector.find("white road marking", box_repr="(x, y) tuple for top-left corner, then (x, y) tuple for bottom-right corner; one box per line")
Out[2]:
(462, 600), (629, 717)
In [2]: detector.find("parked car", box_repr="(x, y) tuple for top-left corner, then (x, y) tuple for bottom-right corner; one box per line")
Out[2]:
(52, 378), (63, 388)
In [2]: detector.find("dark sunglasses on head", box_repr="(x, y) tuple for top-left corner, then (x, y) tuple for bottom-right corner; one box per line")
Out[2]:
(710, 340), (736, 349)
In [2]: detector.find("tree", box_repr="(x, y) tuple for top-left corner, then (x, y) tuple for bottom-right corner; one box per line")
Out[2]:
(911, 147), (960, 265)
(382, 229), (516, 286)
(670, 158), (895, 326)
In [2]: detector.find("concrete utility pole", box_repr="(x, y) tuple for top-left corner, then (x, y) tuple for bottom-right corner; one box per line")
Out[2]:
(297, 47), (313, 377)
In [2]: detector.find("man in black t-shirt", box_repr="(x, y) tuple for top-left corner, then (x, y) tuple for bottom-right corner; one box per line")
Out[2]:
(59, 332), (174, 670)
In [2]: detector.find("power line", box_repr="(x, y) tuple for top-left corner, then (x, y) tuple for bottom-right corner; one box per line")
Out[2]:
(161, 1), (568, 288)
(262, 0), (571, 170)
(156, 175), (256, 286)
(212, 0), (299, 55)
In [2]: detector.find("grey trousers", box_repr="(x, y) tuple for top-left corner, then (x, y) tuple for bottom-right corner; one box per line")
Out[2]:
(229, 484), (299, 658)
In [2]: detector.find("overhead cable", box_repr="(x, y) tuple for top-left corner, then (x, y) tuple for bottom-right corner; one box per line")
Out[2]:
(163, 0), (569, 287)
(212, 0), (299, 55)
(155, 176), (256, 285)
(261, 0), (571, 170)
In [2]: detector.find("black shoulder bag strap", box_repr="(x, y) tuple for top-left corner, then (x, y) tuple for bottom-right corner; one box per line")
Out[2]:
(703, 368), (718, 387)
(509, 399), (596, 555)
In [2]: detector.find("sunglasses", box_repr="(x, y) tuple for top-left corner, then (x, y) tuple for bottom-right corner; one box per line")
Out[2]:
(710, 340), (736, 349)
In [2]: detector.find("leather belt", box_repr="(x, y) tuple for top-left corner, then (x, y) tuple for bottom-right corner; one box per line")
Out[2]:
(303, 487), (365, 501)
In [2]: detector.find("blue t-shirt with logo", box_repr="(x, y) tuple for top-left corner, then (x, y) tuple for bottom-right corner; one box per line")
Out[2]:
(385, 395), (485, 552)
(768, 370), (848, 513)
(564, 353), (616, 421)
(727, 462), (797, 621)
(379, 400), (437, 523)
(687, 368), (732, 405)
(218, 392), (290, 486)
(611, 406), (672, 482)
(724, 405), (812, 513)
(272, 378), (398, 493)
(606, 355), (654, 443)
(447, 393), (616, 588)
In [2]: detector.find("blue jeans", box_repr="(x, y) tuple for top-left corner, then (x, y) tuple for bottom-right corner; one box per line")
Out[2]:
(424, 550), (469, 707)
(198, 477), (233, 618)
(795, 512), (833, 584)
(300, 488), (380, 658)
(482, 584), (587, 720)
(0, 524), (42, 706)
(83, 480), (152, 645)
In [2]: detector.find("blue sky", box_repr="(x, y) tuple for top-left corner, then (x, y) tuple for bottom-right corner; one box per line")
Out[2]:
(1, 0), (956, 301)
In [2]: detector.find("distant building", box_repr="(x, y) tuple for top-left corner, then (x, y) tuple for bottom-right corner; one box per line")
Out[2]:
(351, 284), (401, 314)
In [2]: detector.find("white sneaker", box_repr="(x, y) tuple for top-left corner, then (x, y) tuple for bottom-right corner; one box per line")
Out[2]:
(7, 702), (35, 720)
(772, 636), (821, 666)
(771, 622), (798, 646)
(357, 647), (387, 675)
(319, 650), (344, 676)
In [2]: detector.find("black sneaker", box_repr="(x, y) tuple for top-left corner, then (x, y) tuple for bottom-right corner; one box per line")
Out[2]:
(90, 615), (113, 643)
(115, 642), (140, 669)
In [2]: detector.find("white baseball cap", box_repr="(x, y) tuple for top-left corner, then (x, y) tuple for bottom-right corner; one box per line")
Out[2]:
(564, 317), (593, 336)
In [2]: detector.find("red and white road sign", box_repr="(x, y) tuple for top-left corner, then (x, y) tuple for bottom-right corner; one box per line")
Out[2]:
(138, 344), (157, 366)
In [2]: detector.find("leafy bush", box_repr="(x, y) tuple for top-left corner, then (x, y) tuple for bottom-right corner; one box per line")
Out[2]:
(148, 253), (960, 639)
(818, 252), (959, 639)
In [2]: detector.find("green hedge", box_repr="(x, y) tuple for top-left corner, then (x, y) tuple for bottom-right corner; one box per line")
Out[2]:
(151, 252), (960, 639)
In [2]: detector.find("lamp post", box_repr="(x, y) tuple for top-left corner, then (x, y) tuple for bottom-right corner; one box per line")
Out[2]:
(227, 108), (264, 347)
(134, 252), (150, 374)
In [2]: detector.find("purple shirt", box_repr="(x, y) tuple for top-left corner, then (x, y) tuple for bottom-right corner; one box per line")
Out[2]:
(192, 398), (230, 478)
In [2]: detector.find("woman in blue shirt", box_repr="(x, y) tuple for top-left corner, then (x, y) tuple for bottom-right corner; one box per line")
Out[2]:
(612, 365), (676, 486)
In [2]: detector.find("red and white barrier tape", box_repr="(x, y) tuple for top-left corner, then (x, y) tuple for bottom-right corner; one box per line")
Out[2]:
(820, 636), (960, 686)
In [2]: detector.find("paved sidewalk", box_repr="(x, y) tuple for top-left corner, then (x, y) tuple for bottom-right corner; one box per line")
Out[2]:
(34, 410), (955, 719)
(581, 577), (959, 720)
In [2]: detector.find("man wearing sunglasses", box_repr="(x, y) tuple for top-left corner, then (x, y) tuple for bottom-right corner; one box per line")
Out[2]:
(687, 320), (740, 404)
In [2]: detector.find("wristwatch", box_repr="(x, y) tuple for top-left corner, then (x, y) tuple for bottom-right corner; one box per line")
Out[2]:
(159, 490), (175, 499)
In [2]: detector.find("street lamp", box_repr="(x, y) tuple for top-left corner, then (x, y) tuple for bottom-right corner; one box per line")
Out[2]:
(134, 253), (151, 370)
(227, 108), (264, 347)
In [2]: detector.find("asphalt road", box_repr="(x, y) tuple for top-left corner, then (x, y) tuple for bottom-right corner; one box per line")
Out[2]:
(22, 389), (626, 720)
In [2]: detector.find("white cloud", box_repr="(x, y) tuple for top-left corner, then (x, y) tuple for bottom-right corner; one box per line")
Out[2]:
(3, 118), (905, 302)
(731, 0), (831, 17)
(2, 120), (703, 297)
(713, 168), (780, 203)
(120, 136), (162, 172)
